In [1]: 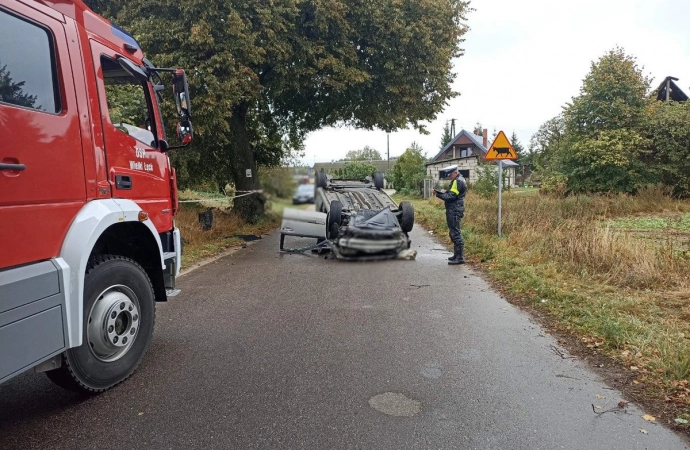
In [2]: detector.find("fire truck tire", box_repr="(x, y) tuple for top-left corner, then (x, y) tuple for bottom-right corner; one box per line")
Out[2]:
(399, 201), (415, 233)
(46, 255), (155, 394)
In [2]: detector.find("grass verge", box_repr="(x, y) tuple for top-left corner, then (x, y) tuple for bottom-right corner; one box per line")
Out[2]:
(176, 194), (309, 270)
(396, 186), (690, 430)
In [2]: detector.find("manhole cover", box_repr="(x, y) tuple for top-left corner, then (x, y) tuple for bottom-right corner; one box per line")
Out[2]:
(369, 392), (422, 417)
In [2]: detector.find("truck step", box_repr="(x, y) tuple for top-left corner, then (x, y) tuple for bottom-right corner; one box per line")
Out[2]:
(166, 289), (181, 297)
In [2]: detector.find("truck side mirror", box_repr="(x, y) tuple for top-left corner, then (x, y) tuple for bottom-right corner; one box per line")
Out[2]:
(172, 70), (192, 145)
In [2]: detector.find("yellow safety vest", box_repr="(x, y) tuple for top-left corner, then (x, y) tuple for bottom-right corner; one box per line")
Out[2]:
(450, 179), (460, 195)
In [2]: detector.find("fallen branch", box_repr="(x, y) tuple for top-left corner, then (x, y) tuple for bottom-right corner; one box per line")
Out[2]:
(592, 403), (627, 416)
(556, 374), (580, 380)
(550, 344), (577, 359)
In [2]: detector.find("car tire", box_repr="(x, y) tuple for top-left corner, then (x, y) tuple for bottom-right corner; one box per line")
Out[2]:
(399, 201), (414, 233)
(373, 172), (384, 190)
(316, 171), (328, 189)
(45, 255), (155, 394)
(327, 200), (343, 239)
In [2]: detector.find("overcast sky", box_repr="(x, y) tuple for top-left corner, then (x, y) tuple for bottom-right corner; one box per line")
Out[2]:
(300, 0), (690, 165)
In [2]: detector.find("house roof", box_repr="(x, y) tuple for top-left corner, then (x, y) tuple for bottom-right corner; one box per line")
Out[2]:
(655, 76), (689, 102)
(430, 129), (488, 163)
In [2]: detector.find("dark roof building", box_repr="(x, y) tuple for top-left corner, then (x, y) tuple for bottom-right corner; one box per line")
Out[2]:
(424, 128), (519, 192)
(655, 76), (689, 102)
(428, 129), (489, 164)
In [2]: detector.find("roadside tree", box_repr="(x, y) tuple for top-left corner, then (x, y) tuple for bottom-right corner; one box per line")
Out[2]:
(87, 0), (472, 222)
(344, 146), (382, 161)
(645, 101), (690, 198)
(539, 48), (654, 195)
(391, 143), (427, 195)
(337, 161), (378, 180)
(440, 121), (454, 150)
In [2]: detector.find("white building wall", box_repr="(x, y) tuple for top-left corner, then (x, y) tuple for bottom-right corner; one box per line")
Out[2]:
(426, 157), (517, 187)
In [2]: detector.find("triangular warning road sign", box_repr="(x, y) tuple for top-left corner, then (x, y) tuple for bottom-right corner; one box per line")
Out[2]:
(485, 131), (517, 161)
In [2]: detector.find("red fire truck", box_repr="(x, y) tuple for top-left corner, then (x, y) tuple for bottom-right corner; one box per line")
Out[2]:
(0, 0), (193, 393)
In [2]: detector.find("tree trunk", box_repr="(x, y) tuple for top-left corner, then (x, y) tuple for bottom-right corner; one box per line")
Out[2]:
(230, 104), (265, 223)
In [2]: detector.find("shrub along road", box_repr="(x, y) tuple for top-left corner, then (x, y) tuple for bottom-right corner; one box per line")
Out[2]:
(0, 225), (687, 449)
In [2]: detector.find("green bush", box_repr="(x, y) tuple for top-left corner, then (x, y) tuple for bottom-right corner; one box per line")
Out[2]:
(337, 161), (378, 180)
(472, 163), (509, 198)
(259, 166), (296, 198)
(391, 144), (426, 194)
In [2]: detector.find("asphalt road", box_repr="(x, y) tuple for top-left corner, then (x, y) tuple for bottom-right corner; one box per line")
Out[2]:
(1, 225), (688, 450)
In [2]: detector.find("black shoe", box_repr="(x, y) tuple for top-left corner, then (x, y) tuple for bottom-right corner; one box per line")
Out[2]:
(448, 256), (455, 261)
(448, 258), (465, 265)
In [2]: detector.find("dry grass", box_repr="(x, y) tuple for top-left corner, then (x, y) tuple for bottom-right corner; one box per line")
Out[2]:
(466, 185), (689, 292)
(174, 194), (306, 268)
(402, 186), (690, 421)
(175, 204), (279, 268)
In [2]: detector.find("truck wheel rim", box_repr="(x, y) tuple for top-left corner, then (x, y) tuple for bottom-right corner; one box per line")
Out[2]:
(87, 285), (140, 362)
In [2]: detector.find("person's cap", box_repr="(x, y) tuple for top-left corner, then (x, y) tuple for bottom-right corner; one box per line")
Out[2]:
(439, 165), (459, 179)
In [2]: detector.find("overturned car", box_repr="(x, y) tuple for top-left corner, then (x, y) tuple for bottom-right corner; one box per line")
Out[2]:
(280, 172), (414, 260)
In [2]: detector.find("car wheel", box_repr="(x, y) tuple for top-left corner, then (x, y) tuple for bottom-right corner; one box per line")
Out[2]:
(373, 172), (384, 190)
(399, 201), (414, 233)
(316, 171), (328, 189)
(327, 200), (343, 239)
(45, 255), (155, 394)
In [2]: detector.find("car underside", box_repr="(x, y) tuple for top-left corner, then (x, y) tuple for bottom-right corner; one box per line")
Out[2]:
(280, 172), (414, 260)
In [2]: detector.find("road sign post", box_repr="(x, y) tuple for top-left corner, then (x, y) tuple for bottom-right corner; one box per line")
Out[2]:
(498, 161), (503, 236)
(485, 131), (517, 237)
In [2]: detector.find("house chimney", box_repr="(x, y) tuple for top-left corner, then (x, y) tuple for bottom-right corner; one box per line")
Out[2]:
(482, 129), (488, 148)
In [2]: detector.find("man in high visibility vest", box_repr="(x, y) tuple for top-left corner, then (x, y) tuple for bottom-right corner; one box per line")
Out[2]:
(433, 165), (467, 265)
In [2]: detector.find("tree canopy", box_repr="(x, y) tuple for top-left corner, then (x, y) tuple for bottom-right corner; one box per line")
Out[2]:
(440, 121), (454, 150)
(391, 142), (427, 194)
(336, 161), (378, 180)
(509, 132), (525, 161)
(344, 146), (382, 161)
(530, 48), (661, 195)
(87, 0), (472, 220)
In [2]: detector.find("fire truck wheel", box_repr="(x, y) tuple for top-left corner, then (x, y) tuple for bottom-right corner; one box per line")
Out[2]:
(46, 255), (155, 394)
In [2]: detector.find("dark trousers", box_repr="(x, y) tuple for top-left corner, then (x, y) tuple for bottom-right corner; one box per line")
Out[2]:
(446, 208), (464, 254)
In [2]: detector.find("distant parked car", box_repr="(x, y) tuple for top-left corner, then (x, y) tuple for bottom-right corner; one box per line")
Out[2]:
(292, 184), (315, 204)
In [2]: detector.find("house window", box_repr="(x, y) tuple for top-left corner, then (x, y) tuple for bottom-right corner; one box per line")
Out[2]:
(460, 147), (472, 158)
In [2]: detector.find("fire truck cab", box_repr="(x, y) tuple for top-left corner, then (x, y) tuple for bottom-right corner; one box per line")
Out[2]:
(0, 0), (192, 393)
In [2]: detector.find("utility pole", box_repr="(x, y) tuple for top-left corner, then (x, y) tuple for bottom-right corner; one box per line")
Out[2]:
(387, 132), (390, 170)
(450, 118), (456, 137)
